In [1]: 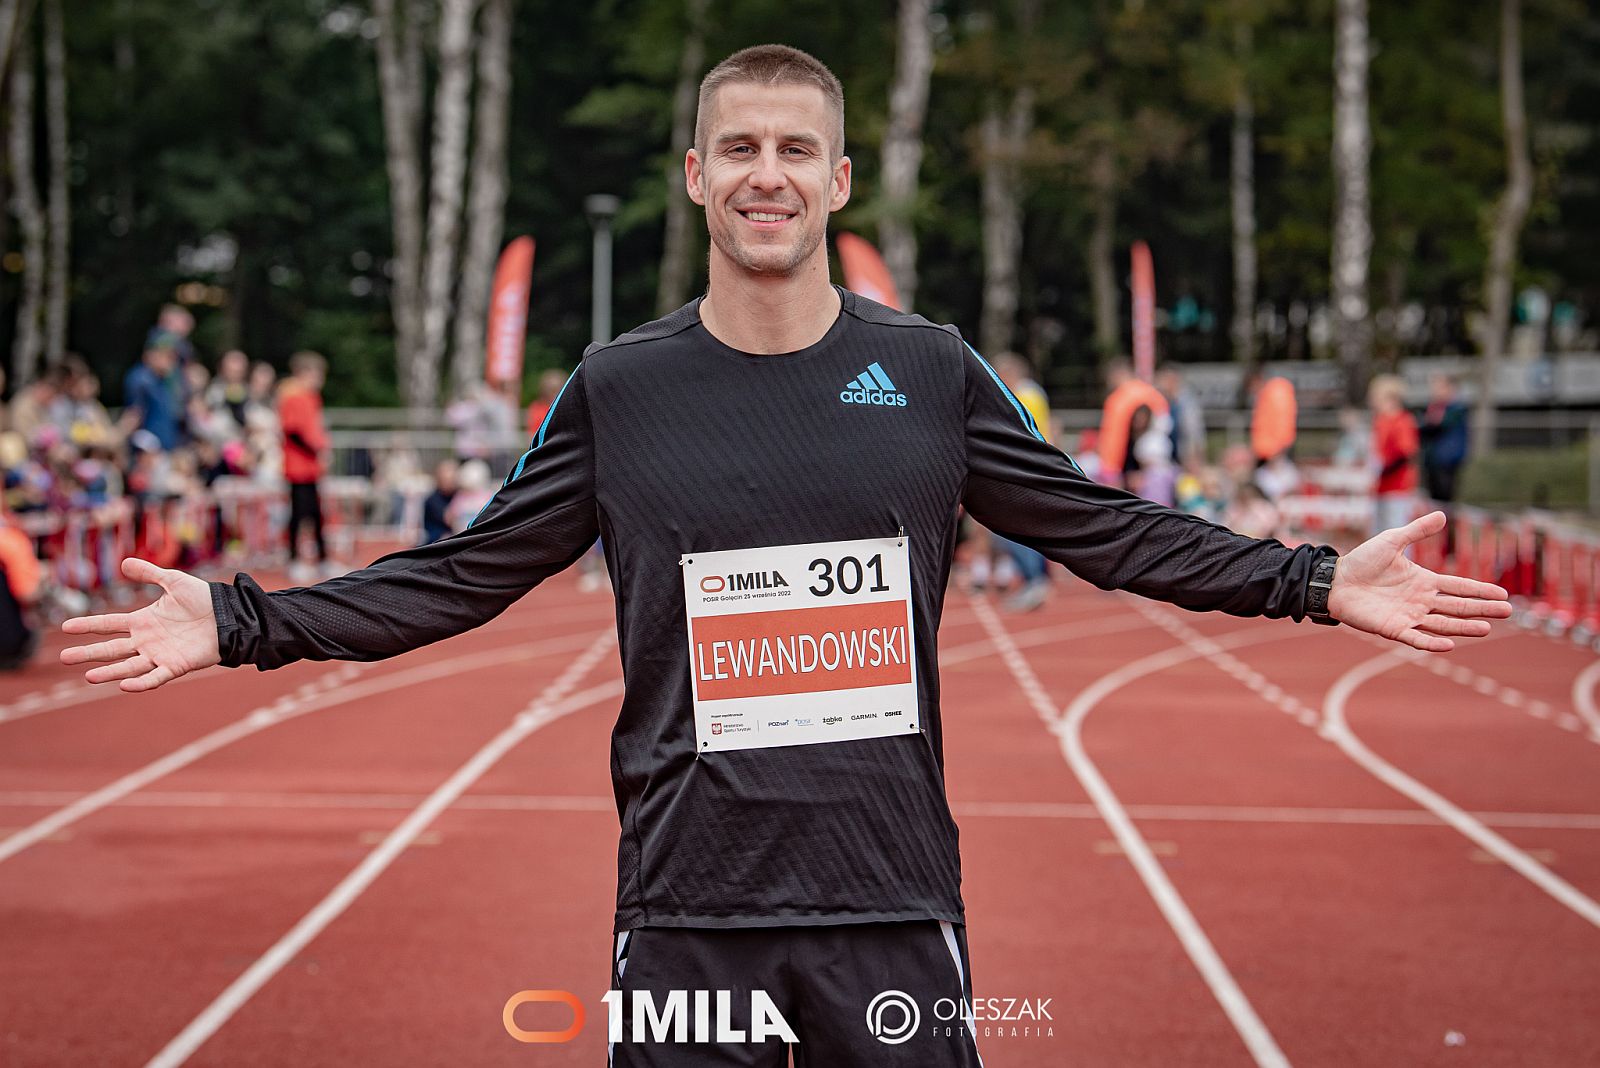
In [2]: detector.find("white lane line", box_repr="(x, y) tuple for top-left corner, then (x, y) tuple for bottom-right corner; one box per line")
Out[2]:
(969, 595), (1294, 1068)
(937, 613), (1149, 668)
(0, 600), (616, 729)
(0, 629), (605, 866)
(1572, 659), (1600, 741)
(143, 633), (620, 1068)
(1323, 650), (1600, 930)
(7, 790), (1600, 832)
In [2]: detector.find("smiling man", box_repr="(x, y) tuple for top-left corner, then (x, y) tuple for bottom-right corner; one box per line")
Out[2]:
(61, 44), (1510, 1067)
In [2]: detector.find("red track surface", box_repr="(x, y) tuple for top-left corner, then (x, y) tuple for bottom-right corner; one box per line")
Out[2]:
(3, 569), (1598, 1066)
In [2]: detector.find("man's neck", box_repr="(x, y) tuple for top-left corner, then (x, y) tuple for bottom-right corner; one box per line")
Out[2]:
(699, 249), (840, 355)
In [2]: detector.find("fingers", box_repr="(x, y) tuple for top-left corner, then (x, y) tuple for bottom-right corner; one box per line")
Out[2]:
(1435, 573), (1510, 601)
(1433, 594), (1515, 620)
(1396, 510), (1447, 546)
(1397, 628), (1455, 653)
(121, 556), (177, 590)
(121, 663), (177, 693)
(60, 637), (138, 666)
(61, 613), (133, 635)
(1415, 615), (1492, 638)
(84, 654), (153, 685)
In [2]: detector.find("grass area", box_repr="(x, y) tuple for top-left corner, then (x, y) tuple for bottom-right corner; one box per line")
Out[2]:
(1460, 443), (1591, 512)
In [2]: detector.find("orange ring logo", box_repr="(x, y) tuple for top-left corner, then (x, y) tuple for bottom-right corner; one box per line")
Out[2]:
(503, 989), (585, 1043)
(700, 576), (725, 593)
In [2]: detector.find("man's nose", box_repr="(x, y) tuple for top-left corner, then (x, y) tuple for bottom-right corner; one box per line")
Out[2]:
(746, 145), (787, 191)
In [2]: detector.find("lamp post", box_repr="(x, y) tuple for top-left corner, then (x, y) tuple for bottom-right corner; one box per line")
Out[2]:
(585, 194), (621, 346)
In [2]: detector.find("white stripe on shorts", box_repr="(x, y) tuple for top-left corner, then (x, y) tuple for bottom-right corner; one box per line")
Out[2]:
(938, 920), (985, 1067)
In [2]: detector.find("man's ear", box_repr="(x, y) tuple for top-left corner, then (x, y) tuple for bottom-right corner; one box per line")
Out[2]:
(685, 149), (706, 206)
(829, 155), (852, 213)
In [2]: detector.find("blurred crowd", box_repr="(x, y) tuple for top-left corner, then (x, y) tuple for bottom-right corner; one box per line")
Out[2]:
(958, 357), (1472, 611)
(1, 305), (298, 518)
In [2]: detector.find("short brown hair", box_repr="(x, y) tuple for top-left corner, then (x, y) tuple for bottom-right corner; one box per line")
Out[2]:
(695, 44), (845, 160)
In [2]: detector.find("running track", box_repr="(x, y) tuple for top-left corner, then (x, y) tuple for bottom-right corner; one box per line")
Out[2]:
(2, 566), (1598, 1066)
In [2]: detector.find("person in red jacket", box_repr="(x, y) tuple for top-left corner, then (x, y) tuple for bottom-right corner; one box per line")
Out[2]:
(1369, 373), (1420, 537)
(277, 351), (331, 582)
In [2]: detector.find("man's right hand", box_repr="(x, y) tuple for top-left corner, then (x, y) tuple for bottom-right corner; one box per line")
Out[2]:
(60, 558), (221, 691)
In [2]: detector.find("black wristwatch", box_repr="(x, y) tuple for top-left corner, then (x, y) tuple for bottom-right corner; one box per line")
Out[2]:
(1306, 554), (1339, 626)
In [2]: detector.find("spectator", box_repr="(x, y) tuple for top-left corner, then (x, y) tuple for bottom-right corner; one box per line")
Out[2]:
(145, 303), (196, 368)
(244, 361), (282, 484)
(1130, 415), (1177, 507)
(1369, 373), (1420, 536)
(1156, 362), (1206, 468)
(525, 368), (567, 438)
(57, 360), (118, 451)
(1248, 368), (1297, 465)
(1420, 372), (1469, 504)
(992, 353), (1053, 611)
(1224, 482), (1283, 541)
(120, 346), (184, 450)
(279, 351), (331, 582)
(0, 509), (41, 670)
(1097, 359), (1169, 487)
(445, 458), (494, 532)
(422, 458), (459, 545)
(11, 366), (65, 446)
(1333, 406), (1371, 469)
(206, 350), (252, 429)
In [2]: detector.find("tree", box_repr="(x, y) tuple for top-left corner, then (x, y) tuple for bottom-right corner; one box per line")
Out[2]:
(655, 0), (708, 317)
(372, 0), (427, 406)
(9, 27), (43, 383)
(879, 0), (933, 311)
(1475, 0), (1532, 455)
(42, 0), (66, 368)
(1330, 0), (1373, 400)
(977, 29), (1034, 356)
(450, 0), (514, 395)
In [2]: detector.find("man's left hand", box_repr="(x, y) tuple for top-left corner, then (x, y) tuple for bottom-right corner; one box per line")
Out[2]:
(1326, 510), (1513, 652)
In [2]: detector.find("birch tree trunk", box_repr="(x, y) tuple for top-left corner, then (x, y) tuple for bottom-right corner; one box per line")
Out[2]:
(656, 0), (708, 316)
(1230, 21), (1257, 365)
(415, 0), (477, 408)
(0, 0), (32, 87)
(1086, 140), (1120, 362)
(979, 88), (1034, 356)
(879, 0), (932, 311)
(373, 0), (427, 407)
(42, 0), (66, 367)
(1331, 0), (1373, 403)
(450, 0), (512, 396)
(1475, 0), (1531, 457)
(9, 31), (44, 385)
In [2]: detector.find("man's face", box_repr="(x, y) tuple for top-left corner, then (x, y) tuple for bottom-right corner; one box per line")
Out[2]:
(687, 82), (850, 278)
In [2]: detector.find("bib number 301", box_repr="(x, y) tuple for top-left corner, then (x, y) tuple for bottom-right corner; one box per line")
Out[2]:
(681, 536), (920, 753)
(807, 554), (891, 597)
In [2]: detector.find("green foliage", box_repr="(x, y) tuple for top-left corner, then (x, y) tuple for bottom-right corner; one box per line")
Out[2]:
(17, 0), (1600, 408)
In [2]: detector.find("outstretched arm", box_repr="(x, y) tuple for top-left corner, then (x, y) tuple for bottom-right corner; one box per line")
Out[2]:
(1327, 510), (1510, 651)
(62, 365), (598, 687)
(958, 341), (1509, 645)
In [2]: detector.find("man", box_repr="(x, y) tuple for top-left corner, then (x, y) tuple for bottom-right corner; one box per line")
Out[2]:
(990, 353), (1053, 611)
(1369, 373), (1421, 537)
(61, 45), (1509, 1067)
(1419, 371), (1469, 504)
(1155, 361), (1205, 469)
(277, 351), (332, 582)
(119, 345), (184, 450)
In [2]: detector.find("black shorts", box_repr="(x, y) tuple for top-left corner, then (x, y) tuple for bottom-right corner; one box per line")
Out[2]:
(606, 921), (985, 1067)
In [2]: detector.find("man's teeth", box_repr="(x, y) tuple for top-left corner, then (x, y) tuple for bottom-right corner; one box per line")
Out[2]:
(746, 211), (790, 222)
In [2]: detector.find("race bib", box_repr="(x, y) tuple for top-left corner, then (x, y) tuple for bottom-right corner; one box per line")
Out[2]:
(681, 537), (920, 753)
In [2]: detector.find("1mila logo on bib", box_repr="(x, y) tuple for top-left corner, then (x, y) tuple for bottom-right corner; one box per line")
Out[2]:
(681, 537), (919, 752)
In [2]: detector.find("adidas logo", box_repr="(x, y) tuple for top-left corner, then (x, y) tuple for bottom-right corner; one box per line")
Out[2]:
(839, 362), (908, 407)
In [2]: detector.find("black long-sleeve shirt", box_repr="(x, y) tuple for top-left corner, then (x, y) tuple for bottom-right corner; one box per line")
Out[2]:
(211, 288), (1330, 931)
